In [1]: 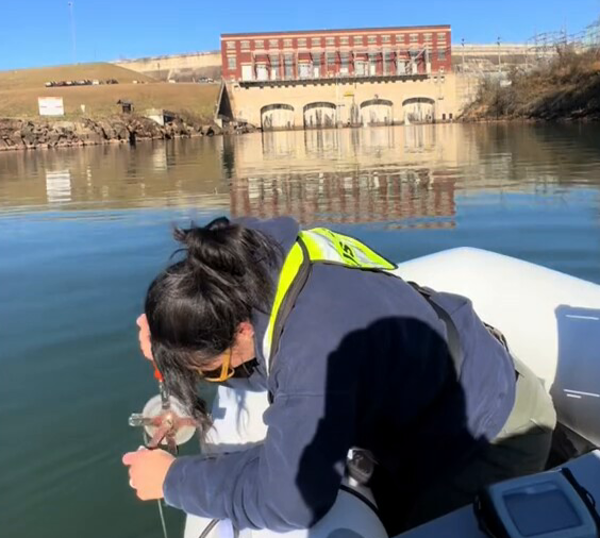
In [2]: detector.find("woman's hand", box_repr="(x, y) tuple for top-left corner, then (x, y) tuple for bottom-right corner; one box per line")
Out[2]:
(123, 448), (175, 500)
(136, 314), (154, 361)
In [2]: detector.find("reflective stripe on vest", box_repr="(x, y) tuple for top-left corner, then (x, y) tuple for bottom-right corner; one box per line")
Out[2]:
(262, 228), (397, 374)
(301, 228), (397, 271)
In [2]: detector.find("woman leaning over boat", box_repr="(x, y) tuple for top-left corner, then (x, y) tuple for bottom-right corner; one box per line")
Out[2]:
(123, 216), (556, 535)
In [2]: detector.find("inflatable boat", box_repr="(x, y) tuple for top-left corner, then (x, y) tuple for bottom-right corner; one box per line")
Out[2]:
(135, 248), (600, 538)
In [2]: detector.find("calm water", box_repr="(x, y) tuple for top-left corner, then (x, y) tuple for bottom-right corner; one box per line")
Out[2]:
(1, 124), (600, 538)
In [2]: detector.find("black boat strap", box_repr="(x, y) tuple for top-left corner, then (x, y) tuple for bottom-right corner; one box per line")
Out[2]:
(408, 281), (465, 377)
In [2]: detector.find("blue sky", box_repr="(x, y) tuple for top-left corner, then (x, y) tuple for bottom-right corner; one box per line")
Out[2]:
(1, 0), (599, 70)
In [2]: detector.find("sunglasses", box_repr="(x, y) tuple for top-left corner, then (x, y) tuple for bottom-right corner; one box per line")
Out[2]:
(201, 348), (235, 383)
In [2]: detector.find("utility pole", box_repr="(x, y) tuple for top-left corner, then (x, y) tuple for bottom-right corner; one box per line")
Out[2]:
(497, 36), (502, 74)
(68, 2), (77, 64)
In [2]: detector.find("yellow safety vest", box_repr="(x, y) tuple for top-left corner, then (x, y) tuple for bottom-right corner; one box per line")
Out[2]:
(262, 228), (398, 373)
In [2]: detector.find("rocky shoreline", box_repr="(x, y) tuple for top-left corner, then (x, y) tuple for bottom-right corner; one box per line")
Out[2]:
(0, 115), (257, 151)
(460, 48), (600, 123)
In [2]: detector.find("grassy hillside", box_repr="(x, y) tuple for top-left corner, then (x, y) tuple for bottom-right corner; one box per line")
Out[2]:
(463, 48), (600, 121)
(0, 63), (220, 120)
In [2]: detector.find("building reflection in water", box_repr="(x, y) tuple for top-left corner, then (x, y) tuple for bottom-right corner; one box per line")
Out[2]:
(2, 123), (597, 226)
(230, 126), (455, 229)
(1, 125), (465, 225)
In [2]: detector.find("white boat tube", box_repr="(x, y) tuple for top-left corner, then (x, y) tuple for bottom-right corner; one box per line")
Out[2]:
(395, 248), (600, 446)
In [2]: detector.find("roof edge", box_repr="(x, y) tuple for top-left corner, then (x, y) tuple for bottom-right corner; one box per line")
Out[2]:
(221, 25), (451, 39)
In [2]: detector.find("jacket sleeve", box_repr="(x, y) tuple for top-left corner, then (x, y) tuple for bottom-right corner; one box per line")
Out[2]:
(163, 386), (356, 531)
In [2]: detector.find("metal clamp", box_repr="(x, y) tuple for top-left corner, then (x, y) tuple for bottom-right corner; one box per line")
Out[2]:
(128, 386), (196, 453)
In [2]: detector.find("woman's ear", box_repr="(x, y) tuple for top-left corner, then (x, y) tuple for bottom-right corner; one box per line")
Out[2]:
(237, 321), (255, 339)
(232, 321), (256, 367)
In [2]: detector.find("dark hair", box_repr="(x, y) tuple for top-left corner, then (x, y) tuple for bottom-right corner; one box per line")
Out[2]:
(145, 217), (282, 436)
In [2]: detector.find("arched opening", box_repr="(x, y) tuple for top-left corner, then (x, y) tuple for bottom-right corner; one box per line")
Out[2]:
(360, 99), (394, 126)
(261, 104), (295, 131)
(402, 97), (436, 124)
(303, 102), (337, 129)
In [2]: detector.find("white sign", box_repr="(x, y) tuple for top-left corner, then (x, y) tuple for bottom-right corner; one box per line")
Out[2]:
(38, 97), (65, 117)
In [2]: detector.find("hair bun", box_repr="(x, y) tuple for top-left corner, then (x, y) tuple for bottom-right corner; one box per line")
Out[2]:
(174, 217), (245, 276)
(205, 217), (231, 233)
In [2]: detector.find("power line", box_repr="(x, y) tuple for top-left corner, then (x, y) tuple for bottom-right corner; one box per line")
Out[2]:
(68, 2), (77, 64)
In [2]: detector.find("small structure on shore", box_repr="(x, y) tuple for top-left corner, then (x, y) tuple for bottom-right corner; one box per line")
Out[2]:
(117, 99), (134, 114)
(144, 108), (177, 126)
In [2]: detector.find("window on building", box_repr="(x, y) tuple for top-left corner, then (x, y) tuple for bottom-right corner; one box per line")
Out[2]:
(438, 33), (447, 41)
(368, 35), (377, 45)
(270, 55), (280, 79)
(284, 53), (294, 78)
(255, 39), (264, 49)
(340, 52), (349, 74)
(227, 56), (237, 69)
(424, 33), (433, 42)
(382, 51), (393, 75)
(283, 38), (293, 48)
(241, 40), (250, 50)
(311, 37), (322, 47)
(326, 51), (336, 66)
(369, 52), (378, 74)
(299, 61), (312, 79)
(269, 39), (279, 48)
(313, 53), (322, 76)
(353, 35), (364, 45)
(241, 64), (253, 81)
(298, 38), (307, 47)
(410, 33), (419, 42)
(438, 49), (447, 61)
(340, 36), (350, 46)
(226, 41), (236, 50)
(396, 34), (405, 43)
(382, 35), (391, 44)
(326, 36), (335, 46)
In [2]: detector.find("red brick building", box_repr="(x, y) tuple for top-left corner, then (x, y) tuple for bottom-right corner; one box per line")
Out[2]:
(221, 25), (451, 83)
